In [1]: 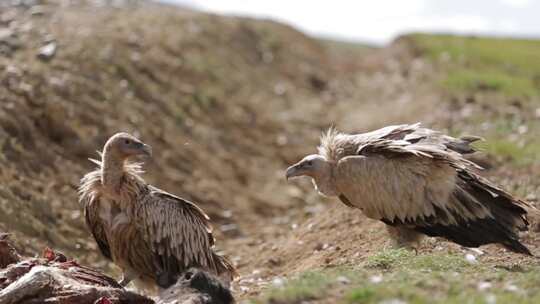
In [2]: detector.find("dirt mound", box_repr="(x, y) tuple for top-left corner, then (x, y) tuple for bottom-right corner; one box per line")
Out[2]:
(0, 2), (334, 269)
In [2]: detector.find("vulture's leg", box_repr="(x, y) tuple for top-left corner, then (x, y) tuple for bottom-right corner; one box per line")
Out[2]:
(386, 225), (424, 250)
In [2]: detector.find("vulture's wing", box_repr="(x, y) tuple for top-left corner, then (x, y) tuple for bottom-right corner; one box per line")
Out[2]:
(329, 124), (481, 159)
(137, 186), (235, 284)
(79, 170), (112, 260)
(83, 198), (112, 260)
(319, 123), (422, 160)
(359, 123), (420, 141)
(404, 128), (482, 154)
(336, 139), (532, 254)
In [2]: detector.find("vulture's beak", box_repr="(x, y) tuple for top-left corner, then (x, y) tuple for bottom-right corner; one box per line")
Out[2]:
(141, 144), (153, 157)
(285, 164), (301, 180)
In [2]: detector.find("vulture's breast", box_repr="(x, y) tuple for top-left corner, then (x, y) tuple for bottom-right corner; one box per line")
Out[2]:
(98, 199), (137, 265)
(98, 196), (155, 280)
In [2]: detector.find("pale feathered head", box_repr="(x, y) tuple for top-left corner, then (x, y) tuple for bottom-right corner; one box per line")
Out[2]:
(286, 128), (339, 180)
(285, 154), (328, 180)
(103, 132), (152, 160)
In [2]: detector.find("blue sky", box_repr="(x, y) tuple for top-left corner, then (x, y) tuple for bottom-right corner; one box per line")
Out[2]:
(160, 0), (540, 44)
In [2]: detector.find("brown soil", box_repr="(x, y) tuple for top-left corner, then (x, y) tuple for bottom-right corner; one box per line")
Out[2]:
(1, 2), (539, 302)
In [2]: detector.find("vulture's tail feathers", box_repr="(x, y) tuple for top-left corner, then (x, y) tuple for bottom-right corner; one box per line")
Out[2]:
(406, 169), (533, 255)
(460, 135), (484, 144)
(448, 170), (532, 255)
(502, 238), (533, 256)
(444, 135), (482, 155)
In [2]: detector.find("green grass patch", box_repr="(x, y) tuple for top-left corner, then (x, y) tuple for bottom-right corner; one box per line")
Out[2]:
(409, 33), (540, 97)
(365, 249), (472, 272)
(253, 251), (540, 303)
(365, 248), (414, 269)
(444, 70), (538, 97)
(260, 270), (338, 303)
(475, 137), (540, 166)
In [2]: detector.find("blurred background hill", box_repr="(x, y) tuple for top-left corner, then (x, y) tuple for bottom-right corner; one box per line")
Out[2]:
(1, 0), (540, 303)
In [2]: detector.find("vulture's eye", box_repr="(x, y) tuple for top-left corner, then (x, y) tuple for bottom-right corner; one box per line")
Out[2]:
(124, 139), (131, 145)
(306, 160), (313, 166)
(184, 271), (193, 280)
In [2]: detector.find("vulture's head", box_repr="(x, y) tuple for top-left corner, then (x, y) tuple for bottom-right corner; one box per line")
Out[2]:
(103, 132), (152, 160)
(286, 154), (328, 180)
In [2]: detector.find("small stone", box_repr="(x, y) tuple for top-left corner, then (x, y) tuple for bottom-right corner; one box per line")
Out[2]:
(369, 274), (383, 283)
(477, 281), (492, 291)
(379, 299), (407, 304)
(336, 276), (350, 284)
(535, 108), (540, 118)
(0, 28), (14, 41)
(469, 248), (484, 255)
(221, 210), (233, 218)
(273, 83), (286, 95)
(219, 223), (238, 233)
(505, 284), (519, 292)
(272, 277), (285, 287)
(485, 294), (496, 304)
(30, 5), (47, 16)
(517, 125), (528, 134)
(465, 253), (477, 264)
(37, 42), (56, 61)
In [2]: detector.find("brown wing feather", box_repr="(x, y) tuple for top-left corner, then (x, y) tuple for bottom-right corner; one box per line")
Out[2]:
(136, 186), (236, 286)
(79, 169), (112, 260)
(82, 197), (112, 260)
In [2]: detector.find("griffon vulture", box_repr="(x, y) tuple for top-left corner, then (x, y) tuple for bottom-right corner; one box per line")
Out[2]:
(79, 133), (237, 289)
(286, 123), (533, 255)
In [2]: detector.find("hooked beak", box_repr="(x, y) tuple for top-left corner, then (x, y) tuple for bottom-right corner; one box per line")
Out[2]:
(285, 164), (302, 180)
(141, 144), (153, 157)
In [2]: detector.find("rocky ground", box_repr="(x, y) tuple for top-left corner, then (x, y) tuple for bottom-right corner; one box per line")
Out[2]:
(1, 1), (540, 303)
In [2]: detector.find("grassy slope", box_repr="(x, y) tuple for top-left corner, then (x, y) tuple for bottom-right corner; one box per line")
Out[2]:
(410, 34), (540, 167)
(260, 250), (540, 304)
(250, 35), (540, 304)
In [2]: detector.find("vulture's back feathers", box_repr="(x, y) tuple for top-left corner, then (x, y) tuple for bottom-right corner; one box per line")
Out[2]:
(139, 186), (237, 286)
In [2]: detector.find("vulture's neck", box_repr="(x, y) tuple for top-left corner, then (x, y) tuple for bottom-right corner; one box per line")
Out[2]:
(313, 165), (338, 197)
(101, 150), (125, 194)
